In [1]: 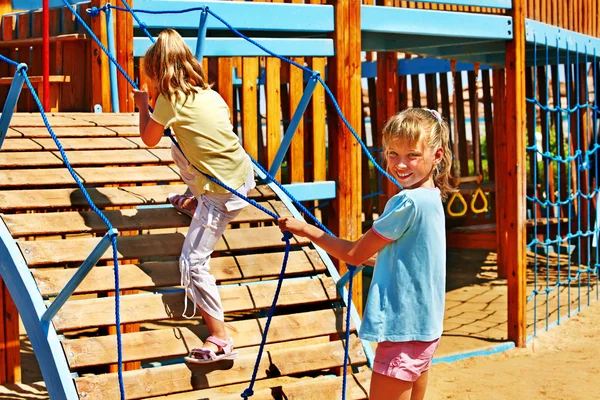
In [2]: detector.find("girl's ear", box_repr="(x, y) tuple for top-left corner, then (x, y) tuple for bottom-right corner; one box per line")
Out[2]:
(433, 147), (444, 166)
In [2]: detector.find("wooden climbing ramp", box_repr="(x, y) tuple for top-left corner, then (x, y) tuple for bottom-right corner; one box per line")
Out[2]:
(0, 112), (371, 399)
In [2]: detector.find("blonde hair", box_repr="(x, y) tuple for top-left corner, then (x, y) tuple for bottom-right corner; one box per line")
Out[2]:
(381, 108), (456, 201)
(143, 29), (209, 102)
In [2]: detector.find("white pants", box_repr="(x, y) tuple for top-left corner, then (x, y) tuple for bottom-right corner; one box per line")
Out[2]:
(171, 144), (254, 321)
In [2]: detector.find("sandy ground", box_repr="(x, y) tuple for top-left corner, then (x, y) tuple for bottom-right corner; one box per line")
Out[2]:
(427, 298), (600, 400)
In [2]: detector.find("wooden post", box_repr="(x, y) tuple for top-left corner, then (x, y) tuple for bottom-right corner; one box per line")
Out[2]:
(504, 0), (527, 347)
(0, 279), (21, 384)
(327, 0), (362, 314)
(90, 0), (111, 112)
(116, 0), (134, 112)
(493, 68), (507, 279)
(376, 51), (399, 209)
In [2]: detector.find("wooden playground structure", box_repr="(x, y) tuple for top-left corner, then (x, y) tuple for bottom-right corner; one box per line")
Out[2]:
(0, 0), (599, 399)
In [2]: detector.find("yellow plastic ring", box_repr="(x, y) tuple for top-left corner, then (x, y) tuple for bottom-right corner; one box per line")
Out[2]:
(470, 187), (489, 214)
(446, 191), (468, 217)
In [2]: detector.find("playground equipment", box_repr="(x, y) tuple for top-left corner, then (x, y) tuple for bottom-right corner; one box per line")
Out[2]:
(0, 0), (600, 399)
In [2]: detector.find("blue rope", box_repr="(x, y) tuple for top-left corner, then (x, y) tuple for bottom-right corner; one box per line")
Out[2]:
(58, 5), (373, 398)
(0, 53), (19, 67)
(241, 230), (292, 399)
(341, 269), (355, 399)
(19, 67), (126, 400)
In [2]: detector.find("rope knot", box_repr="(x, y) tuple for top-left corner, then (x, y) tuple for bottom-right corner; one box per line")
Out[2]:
(281, 231), (293, 241)
(86, 6), (103, 17)
(241, 388), (254, 398)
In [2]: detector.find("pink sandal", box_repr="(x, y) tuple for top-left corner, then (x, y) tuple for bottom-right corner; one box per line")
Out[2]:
(184, 336), (239, 364)
(168, 193), (197, 218)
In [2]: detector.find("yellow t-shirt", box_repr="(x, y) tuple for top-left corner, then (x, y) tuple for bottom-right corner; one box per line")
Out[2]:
(151, 88), (251, 194)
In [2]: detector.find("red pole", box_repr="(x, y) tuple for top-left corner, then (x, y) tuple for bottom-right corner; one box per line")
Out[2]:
(42, 0), (50, 111)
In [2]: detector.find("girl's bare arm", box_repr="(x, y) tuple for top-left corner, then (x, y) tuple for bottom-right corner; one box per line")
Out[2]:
(278, 218), (388, 266)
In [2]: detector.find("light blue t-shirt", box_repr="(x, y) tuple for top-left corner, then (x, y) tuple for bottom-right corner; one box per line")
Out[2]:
(359, 187), (446, 343)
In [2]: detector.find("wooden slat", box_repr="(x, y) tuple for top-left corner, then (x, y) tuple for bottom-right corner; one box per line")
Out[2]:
(62, 308), (350, 369)
(0, 75), (70, 85)
(0, 137), (170, 151)
(74, 336), (364, 400)
(0, 149), (173, 168)
(51, 276), (338, 331)
(0, 165), (182, 188)
(266, 57), (282, 182)
(19, 226), (309, 266)
(32, 249), (325, 296)
(0, 184), (274, 211)
(241, 57), (259, 160)
(310, 57), (327, 182)
(213, 371), (370, 400)
(3, 200), (286, 236)
(7, 126), (139, 138)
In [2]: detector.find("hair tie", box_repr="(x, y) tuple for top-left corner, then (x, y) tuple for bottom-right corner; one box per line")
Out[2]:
(426, 108), (443, 124)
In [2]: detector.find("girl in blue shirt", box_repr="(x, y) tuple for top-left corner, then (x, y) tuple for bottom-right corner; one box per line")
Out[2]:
(279, 108), (454, 400)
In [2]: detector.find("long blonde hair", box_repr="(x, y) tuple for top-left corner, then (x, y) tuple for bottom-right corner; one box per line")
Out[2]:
(143, 29), (209, 102)
(381, 108), (456, 200)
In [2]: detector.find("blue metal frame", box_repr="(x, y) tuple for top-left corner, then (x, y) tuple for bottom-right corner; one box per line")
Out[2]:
(362, 58), (492, 79)
(194, 9), (209, 63)
(133, 0), (334, 33)
(0, 63), (27, 149)
(526, 19), (600, 55)
(268, 73), (319, 178)
(42, 229), (118, 323)
(12, 0), (78, 10)
(361, 6), (513, 40)
(134, 37), (334, 58)
(105, 4), (120, 113)
(281, 181), (336, 202)
(409, 0), (511, 7)
(253, 165), (375, 368)
(0, 218), (78, 400)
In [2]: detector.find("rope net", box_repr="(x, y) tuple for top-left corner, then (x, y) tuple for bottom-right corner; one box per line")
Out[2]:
(526, 36), (599, 337)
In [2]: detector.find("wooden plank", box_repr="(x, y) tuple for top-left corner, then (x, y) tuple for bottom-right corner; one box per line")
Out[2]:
(10, 126), (139, 138)
(218, 58), (234, 121)
(467, 69), (481, 176)
(481, 69), (495, 180)
(4, 200), (288, 236)
(454, 70), (469, 176)
(61, 39), (88, 111)
(310, 57), (327, 182)
(62, 308), (350, 368)
(505, 0), (527, 347)
(493, 68), (507, 278)
(51, 276), (338, 331)
(90, 0), (111, 112)
(0, 149), (173, 168)
(33, 249), (324, 296)
(289, 57), (305, 183)
(116, 0), (134, 112)
(153, 370), (370, 400)
(376, 51), (398, 211)
(73, 336), (364, 400)
(0, 165), (182, 188)
(2, 284), (20, 383)
(0, 184), (274, 211)
(328, 0), (363, 315)
(241, 57), (259, 159)
(19, 226), (309, 266)
(0, 75), (70, 85)
(266, 57), (282, 182)
(0, 279), (5, 382)
(0, 136), (170, 151)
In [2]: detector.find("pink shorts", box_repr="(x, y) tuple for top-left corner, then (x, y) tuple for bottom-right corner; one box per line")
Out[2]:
(373, 338), (440, 382)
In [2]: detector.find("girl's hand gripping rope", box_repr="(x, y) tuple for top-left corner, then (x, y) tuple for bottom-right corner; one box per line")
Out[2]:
(277, 217), (308, 238)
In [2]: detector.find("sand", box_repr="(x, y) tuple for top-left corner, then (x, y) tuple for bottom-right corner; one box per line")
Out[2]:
(427, 299), (600, 400)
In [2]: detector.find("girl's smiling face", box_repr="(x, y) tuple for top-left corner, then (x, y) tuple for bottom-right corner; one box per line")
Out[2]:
(386, 137), (443, 189)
